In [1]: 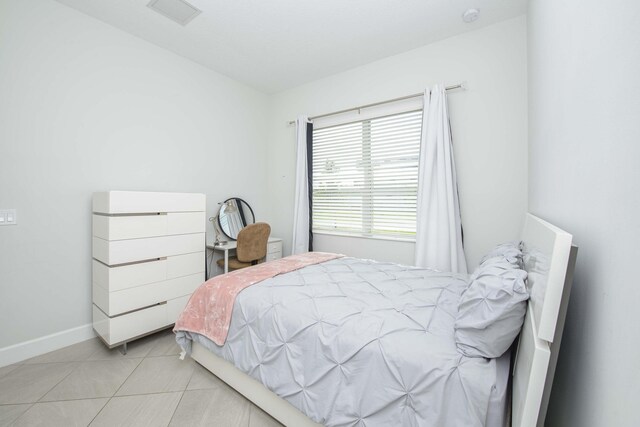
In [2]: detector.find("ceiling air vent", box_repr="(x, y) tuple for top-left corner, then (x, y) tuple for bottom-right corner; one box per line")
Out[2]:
(147, 0), (202, 26)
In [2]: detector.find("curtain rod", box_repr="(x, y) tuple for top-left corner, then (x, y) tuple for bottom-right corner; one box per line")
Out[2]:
(287, 82), (466, 126)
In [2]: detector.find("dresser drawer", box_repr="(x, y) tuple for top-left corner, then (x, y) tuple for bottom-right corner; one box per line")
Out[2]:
(93, 303), (169, 346)
(93, 191), (205, 214)
(93, 252), (203, 292)
(266, 240), (282, 262)
(93, 272), (204, 316)
(267, 241), (282, 254)
(166, 252), (203, 279)
(93, 212), (205, 241)
(93, 258), (165, 292)
(93, 233), (204, 265)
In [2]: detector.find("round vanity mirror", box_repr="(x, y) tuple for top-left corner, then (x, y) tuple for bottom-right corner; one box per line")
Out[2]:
(217, 197), (255, 240)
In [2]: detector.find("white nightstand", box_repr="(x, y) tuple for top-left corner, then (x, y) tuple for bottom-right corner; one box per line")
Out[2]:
(207, 237), (283, 275)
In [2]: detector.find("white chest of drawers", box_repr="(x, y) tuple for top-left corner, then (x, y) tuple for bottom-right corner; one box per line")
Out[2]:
(265, 238), (283, 261)
(92, 191), (205, 348)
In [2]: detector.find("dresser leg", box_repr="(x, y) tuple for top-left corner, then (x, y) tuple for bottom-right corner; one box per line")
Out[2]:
(120, 342), (128, 355)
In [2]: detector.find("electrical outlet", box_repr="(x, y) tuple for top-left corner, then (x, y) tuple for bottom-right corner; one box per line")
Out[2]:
(0, 209), (16, 225)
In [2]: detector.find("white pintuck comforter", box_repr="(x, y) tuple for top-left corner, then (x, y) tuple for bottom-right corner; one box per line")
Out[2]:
(176, 257), (499, 427)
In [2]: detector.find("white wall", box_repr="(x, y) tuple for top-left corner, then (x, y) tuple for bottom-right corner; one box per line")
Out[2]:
(528, 1), (640, 426)
(0, 0), (270, 352)
(267, 17), (528, 269)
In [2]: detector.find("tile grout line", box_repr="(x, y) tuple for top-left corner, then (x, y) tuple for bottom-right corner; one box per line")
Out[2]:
(166, 351), (199, 426)
(21, 338), (102, 365)
(9, 358), (85, 425)
(99, 389), (191, 399)
(36, 356), (145, 404)
(166, 391), (186, 426)
(6, 402), (36, 426)
(87, 330), (179, 425)
(86, 391), (184, 427)
(29, 393), (182, 404)
(107, 356), (145, 397)
(4, 332), (187, 426)
(87, 355), (145, 426)
(87, 396), (111, 426)
(34, 360), (84, 403)
(26, 344), (120, 425)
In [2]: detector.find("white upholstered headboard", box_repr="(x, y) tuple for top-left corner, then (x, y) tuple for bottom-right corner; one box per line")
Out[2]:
(512, 214), (578, 427)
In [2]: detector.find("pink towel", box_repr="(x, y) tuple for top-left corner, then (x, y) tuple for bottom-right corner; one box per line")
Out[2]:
(174, 252), (343, 345)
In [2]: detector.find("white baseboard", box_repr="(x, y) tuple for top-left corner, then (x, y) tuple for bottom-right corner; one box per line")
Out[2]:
(0, 323), (96, 368)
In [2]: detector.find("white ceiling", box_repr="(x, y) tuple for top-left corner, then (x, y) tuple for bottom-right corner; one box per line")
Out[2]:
(55, 0), (526, 93)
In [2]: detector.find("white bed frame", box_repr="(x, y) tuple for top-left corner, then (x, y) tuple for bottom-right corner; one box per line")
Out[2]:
(190, 213), (577, 427)
(511, 214), (577, 427)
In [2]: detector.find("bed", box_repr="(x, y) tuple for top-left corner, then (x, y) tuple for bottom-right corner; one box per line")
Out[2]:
(175, 214), (577, 427)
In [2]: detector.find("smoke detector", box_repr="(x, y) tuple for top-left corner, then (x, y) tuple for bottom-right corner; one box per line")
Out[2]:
(147, 0), (202, 26)
(462, 9), (480, 23)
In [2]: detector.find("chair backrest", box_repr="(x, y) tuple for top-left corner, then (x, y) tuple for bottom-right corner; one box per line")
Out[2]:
(236, 222), (271, 263)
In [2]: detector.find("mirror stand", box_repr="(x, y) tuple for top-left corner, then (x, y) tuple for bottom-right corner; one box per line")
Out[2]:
(209, 215), (226, 246)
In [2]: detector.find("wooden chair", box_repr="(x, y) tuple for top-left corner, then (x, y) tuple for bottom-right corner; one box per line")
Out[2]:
(217, 222), (271, 272)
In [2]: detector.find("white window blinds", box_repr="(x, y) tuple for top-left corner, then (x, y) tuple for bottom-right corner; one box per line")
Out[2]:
(312, 110), (422, 240)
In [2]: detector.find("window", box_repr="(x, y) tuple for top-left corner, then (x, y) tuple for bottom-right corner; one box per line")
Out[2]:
(312, 110), (422, 240)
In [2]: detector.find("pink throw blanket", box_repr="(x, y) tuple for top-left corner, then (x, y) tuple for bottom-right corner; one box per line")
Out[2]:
(174, 252), (343, 346)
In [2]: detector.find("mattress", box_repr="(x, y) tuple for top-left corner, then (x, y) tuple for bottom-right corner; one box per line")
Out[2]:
(177, 257), (509, 426)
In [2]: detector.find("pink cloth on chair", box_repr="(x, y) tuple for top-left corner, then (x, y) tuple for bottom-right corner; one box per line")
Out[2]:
(174, 252), (343, 345)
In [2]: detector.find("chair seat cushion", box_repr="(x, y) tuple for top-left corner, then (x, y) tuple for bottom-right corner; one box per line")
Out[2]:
(217, 257), (253, 271)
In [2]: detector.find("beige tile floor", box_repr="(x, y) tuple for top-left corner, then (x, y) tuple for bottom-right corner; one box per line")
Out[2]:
(0, 329), (283, 427)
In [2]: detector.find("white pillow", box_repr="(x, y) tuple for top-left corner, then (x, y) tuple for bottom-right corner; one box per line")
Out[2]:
(455, 258), (529, 358)
(479, 241), (524, 268)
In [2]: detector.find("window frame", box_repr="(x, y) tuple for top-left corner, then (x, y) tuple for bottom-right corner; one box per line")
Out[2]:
(311, 108), (423, 241)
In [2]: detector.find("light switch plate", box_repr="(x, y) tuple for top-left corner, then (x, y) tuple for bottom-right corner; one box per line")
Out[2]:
(0, 209), (16, 225)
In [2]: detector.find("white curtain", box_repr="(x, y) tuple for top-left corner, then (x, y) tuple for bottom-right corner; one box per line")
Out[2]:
(291, 116), (310, 254)
(415, 85), (467, 273)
